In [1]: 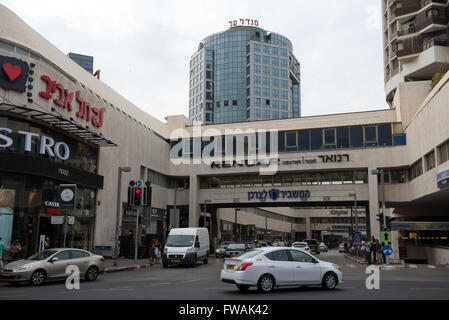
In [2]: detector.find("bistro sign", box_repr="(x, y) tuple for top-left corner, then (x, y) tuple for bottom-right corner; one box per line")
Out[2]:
(248, 189), (311, 202)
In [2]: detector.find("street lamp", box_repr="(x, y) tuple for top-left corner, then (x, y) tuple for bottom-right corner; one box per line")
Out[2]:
(234, 208), (240, 242)
(114, 166), (131, 267)
(371, 169), (387, 231)
(348, 193), (359, 233)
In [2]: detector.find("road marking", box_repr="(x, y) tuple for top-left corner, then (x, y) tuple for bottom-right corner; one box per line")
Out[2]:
(151, 282), (171, 286)
(411, 288), (449, 291)
(182, 279), (202, 283)
(408, 264), (418, 269)
(346, 264), (357, 268)
(427, 265), (437, 269)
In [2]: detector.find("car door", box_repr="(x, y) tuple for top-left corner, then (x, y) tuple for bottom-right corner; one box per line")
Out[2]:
(46, 250), (71, 279)
(288, 249), (321, 285)
(264, 250), (295, 285)
(69, 250), (91, 274)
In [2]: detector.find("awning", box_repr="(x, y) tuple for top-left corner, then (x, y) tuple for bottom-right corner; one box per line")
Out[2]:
(0, 103), (117, 147)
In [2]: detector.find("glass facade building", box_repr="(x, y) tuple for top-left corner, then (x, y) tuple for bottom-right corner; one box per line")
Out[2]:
(189, 26), (301, 124)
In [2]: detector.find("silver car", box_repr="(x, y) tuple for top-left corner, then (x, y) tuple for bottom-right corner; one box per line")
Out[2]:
(0, 248), (105, 286)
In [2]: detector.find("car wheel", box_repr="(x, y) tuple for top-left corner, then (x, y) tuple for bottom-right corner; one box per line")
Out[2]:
(236, 284), (250, 291)
(30, 270), (46, 286)
(203, 257), (208, 264)
(257, 274), (275, 293)
(86, 266), (99, 281)
(191, 255), (197, 267)
(322, 272), (338, 290)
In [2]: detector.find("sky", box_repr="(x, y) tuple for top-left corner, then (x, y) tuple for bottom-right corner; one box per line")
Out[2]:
(0, 0), (388, 122)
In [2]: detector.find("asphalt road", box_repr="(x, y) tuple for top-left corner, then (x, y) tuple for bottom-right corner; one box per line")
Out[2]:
(1, 250), (449, 300)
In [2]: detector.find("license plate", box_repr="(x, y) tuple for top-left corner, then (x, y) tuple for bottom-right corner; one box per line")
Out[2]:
(171, 259), (181, 263)
(2, 272), (11, 276)
(226, 265), (234, 270)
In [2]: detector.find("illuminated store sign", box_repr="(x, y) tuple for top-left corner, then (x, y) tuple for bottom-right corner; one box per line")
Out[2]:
(39, 75), (105, 128)
(0, 55), (29, 93)
(0, 128), (70, 160)
(248, 189), (311, 202)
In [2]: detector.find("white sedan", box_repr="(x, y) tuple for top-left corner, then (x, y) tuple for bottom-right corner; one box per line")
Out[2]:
(220, 247), (343, 293)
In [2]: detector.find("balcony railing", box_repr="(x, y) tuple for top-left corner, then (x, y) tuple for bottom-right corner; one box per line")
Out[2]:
(398, 15), (447, 37)
(397, 37), (448, 57)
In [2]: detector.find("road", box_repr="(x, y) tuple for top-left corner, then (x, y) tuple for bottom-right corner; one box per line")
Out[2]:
(1, 250), (449, 300)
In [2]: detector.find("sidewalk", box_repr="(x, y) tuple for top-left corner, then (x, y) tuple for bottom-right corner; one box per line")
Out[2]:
(344, 254), (405, 269)
(103, 258), (154, 273)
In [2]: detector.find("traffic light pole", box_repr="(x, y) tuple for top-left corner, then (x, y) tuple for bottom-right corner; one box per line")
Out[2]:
(134, 206), (139, 264)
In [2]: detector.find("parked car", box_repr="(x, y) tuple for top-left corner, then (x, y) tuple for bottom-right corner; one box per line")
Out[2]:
(303, 239), (320, 254)
(256, 241), (268, 248)
(163, 228), (210, 267)
(338, 243), (346, 253)
(318, 242), (328, 252)
(0, 248), (105, 286)
(215, 242), (231, 258)
(292, 242), (311, 253)
(220, 247), (343, 292)
(224, 243), (250, 258)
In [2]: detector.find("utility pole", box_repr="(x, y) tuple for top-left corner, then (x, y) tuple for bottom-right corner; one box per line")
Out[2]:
(114, 167), (131, 267)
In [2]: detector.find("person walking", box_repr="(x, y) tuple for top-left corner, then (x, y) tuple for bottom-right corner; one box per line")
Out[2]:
(381, 242), (386, 264)
(10, 240), (22, 261)
(370, 238), (377, 265)
(148, 239), (156, 266)
(154, 240), (161, 264)
(0, 237), (5, 270)
(376, 240), (384, 265)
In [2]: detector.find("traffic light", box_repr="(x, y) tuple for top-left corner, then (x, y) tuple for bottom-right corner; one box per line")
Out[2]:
(143, 182), (152, 207)
(376, 213), (384, 223)
(127, 181), (135, 206)
(134, 187), (142, 206)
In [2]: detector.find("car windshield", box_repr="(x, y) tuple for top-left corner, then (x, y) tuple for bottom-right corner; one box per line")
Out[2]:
(220, 244), (229, 249)
(165, 235), (195, 247)
(227, 244), (245, 250)
(27, 250), (58, 261)
(304, 240), (317, 245)
(234, 249), (263, 259)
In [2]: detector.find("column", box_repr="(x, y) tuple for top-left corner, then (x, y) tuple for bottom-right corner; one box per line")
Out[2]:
(368, 167), (380, 240)
(189, 174), (201, 227)
(305, 216), (312, 239)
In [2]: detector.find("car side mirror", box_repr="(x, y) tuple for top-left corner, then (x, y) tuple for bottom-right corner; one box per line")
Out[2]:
(313, 258), (319, 263)
(49, 257), (59, 263)
(195, 242), (200, 248)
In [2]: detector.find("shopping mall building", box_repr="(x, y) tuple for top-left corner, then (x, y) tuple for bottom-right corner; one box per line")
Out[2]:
(0, 4), (448, 264)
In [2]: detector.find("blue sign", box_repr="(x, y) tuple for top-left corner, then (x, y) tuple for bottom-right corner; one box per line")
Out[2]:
(136, 180), (142, 187)
(437, 170), (449, 189)
(352, 232), (362, 245)
(383, 245), (393, 256)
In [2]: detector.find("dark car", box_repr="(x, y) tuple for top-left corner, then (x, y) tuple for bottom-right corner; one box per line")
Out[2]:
(223, 243), (249, 258)
(303, 239), (320, 254)
(215, 242), (231, 258)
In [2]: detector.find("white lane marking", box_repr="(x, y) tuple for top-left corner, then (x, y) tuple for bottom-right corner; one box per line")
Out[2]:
(346, 264), (357, 268)
(427, 265), (436, 269)
(151, 282), (171, 286)
(182, 279), (202, 283)
(409, 264), (418, 269)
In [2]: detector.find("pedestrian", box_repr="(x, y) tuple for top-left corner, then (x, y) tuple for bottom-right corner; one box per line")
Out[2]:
(148, 239), (156, 266)
(344, 242), (348, 254)
(376, 240), (384, 265)
(362, 241), (371, 265)
(0, 237), (5, 270)
(155, 240), (161, 264)
(10, 240), (22, 261)
(381, 242), (386, 263)
(371, 238), (377, 265)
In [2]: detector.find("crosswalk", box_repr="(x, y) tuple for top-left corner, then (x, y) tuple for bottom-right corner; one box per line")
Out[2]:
(343, 263), (449, 270)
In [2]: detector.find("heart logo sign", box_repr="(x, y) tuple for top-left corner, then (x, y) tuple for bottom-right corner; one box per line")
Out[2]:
(2, 62), (22, 82)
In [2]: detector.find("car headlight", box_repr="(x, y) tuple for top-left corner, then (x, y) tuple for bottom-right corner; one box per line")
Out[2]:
(332, 263), (341, 270)
(13, 265), (34, 272)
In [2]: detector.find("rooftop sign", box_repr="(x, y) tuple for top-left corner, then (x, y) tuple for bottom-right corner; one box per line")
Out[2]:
(229, 19), (259, 28)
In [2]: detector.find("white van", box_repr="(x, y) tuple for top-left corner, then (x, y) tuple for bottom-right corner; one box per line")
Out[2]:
(162, 228), (210, 267)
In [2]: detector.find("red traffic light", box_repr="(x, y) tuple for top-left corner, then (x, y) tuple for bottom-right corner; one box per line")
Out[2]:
(135, 188), (141, 194)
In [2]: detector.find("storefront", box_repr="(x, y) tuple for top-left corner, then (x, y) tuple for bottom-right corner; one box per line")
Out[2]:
(0, 114), (103, 258)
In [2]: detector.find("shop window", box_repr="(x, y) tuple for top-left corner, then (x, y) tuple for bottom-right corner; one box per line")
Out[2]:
(311, 129), (323, 150)
(425, 151), (436, 171)
(378, 124), (393, 146)
(324, 129), (336, 149)
(408, 159), (423, 181)
(390, 169), (405, 184)
(298, 130), (310, 151)
(364, 126), (378, 147)
(285, 131), (298, 151)
(337, 127), (350, 149)
(438, 140), (449, 164)
(350, 126), (363, 148)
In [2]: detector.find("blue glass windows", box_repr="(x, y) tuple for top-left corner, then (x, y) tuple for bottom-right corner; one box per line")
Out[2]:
(285, 131), (298, 151)
(324, 129), (336, 149)
(350, 126), (363, 148)
(336, 127), (350, 149)
(311, 129), (323, 150)
(364, 126), (377, 147)
(378, 124), (393, 146)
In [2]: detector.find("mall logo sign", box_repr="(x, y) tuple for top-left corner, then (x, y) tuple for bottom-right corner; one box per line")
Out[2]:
(0, 128), (70, 160)
(248, 189), (311, 202)
(0, 55), (29, 93)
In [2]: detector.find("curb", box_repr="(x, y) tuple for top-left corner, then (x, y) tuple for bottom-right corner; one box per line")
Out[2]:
(104, 264), (152, 273)
(344, 255), (367, 265)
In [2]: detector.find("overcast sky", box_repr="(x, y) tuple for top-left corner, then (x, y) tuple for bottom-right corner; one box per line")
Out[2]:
(1, 0), (387, 122)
